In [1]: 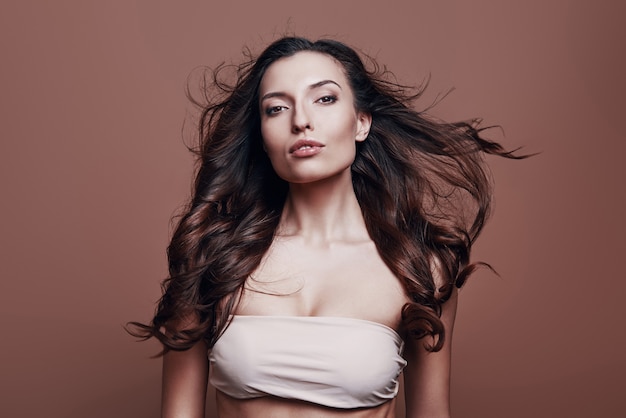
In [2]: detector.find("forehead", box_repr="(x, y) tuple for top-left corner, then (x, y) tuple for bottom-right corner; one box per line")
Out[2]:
(259, 51), (349, 94)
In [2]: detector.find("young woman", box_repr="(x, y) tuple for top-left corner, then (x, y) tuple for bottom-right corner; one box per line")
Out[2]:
(129, 36), (519, 417)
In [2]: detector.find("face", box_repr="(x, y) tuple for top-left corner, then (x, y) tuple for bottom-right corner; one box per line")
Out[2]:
(258, 51), (371, 184)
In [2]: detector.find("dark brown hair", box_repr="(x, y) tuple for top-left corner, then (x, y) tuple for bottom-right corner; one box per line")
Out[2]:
(128, 37), (521, 354)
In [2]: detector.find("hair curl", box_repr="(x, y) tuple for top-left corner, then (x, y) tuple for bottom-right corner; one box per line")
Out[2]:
(128, 37), (523, 354)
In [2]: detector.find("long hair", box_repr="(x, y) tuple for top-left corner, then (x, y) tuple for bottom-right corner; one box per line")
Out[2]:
(128, 37), (521, 353)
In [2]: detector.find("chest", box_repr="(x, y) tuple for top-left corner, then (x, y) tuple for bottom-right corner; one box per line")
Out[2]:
(236, 239), (410, 330)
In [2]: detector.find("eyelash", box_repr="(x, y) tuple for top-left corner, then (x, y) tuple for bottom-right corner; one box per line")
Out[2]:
(264, 95), (338, 116)
(317, 94), (337, 104)
(317, 95), (337, 104)
(265, 106), (287, 115)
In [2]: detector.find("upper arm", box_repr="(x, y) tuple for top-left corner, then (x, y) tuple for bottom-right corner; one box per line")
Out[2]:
(161, 339), (209, 418)
(403, 283), (458, 418)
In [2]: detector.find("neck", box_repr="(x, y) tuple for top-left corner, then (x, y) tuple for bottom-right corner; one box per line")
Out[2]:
(277, 173), (369, 245)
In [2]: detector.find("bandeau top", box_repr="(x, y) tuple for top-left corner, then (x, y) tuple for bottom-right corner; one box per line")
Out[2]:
(209, 315), (407, 409)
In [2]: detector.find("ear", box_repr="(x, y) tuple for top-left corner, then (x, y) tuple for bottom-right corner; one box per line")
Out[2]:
(355, 112), (372, 142)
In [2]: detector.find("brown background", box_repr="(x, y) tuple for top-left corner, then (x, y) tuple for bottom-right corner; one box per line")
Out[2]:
(1, 1), (624, 417)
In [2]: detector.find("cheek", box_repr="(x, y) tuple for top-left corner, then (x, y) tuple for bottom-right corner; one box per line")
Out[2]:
(260, 128), (275, 156)
(259, 130), (284, 171)
(333, 105), (359, 130)
(260, 119), (284, 150)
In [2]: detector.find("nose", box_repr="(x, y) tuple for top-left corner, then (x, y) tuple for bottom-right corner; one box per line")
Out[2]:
(291, 103), (313, 134)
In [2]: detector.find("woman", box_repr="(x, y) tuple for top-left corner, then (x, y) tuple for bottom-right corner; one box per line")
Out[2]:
(129, 36), (519, 417)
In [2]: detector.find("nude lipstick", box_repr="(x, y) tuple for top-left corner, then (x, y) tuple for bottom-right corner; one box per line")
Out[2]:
(289, 139), (325, 157)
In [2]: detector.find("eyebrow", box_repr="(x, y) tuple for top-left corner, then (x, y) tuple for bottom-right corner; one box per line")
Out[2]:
(260, 79), (342, 102)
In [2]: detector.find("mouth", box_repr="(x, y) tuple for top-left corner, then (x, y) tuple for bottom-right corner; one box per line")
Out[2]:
(289, 139), (325, 154)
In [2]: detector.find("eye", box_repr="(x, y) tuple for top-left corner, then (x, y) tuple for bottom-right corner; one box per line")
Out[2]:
(316, 95), (337, 104)
(265, 105), (288, 115)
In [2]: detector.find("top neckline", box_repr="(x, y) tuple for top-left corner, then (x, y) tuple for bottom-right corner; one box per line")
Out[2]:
(230, 314), (403, 341)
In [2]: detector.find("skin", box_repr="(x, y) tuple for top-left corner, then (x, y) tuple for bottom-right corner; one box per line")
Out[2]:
(162, 51), (457, 418)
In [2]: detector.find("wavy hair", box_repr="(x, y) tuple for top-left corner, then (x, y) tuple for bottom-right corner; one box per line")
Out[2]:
(128, 37), (522, 354)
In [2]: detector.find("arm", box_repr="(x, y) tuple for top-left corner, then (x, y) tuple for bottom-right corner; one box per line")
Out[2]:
(161, 339), (209, 418)
(403, 287), (458, 418)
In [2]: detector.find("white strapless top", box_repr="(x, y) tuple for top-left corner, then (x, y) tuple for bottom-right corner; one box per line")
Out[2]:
(209, 315), (407, 409)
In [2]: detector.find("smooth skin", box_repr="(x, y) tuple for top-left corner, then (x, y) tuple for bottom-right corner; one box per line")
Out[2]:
(162, 52), (457, 418)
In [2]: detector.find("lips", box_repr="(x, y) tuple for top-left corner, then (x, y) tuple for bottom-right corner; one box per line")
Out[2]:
(289, 139), (325, 157)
